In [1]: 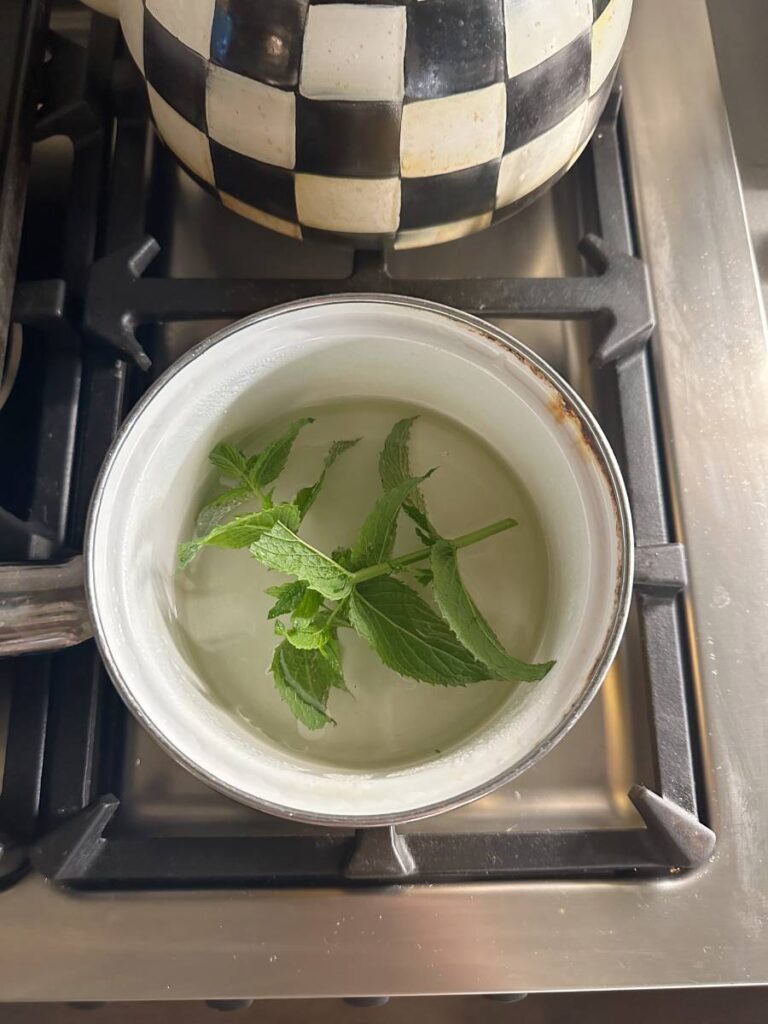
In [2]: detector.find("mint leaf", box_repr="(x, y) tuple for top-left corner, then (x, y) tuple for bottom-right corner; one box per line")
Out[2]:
(271, 642), (335, 729)
(196, 485), (253, 535)
(274, 592), (329, 650)
(321, 632), (348, 690)
(292, 587), (324, 622)
(411, 567), (434, 587)
(430, 540), (554, 682)
(350, 472), (435, 571)
(328, 603), (351, 629)
(248, 417), (314, 490)
(332, 546), (353, 569)
(275, 618), (330, 650)
(295, 438), (360, 520)
(379, 418), (422, 505)
(250, 522), (353, 600)
(177, 541), (204, 572)
(178, 503), (300, 570)
(209, 442), (249, 482)
(266, 580), (307, 620)
(348, 577), (490, 685)
(379, 417), (437, 541)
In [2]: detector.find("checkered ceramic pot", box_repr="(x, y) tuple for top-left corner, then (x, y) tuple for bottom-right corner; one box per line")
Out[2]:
(115, 0), (632, 248)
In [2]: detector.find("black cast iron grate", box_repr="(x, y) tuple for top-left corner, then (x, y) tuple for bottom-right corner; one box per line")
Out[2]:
(0, 11), (714, 890)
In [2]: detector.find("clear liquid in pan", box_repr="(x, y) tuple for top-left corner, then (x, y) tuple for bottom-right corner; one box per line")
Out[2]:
(173, 399), (550, 771)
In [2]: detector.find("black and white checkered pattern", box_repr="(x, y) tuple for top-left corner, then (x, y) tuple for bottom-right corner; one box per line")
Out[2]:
(121, 0), (633, 248)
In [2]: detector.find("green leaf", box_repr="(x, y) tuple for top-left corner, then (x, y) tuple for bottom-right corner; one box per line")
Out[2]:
(266, 580), (308, 620)
(196, 485), (253, 535)
(411, 567), (434, 587)
(348, 577), (490, 685)
(275, 619), (330, 650)
(292, 587), (324, 622)
(321, 633), (348, 690)
(329, 603), (352, 629)
(250, 522), (353, 600)
(379, 417), (436, 540)
(350, 472), (435, 571)
(209, 442), (249, 482)
(413, 519), (437, 546)
(177, 541), (204, 571)
(248, 417), (314, 490)
(430, 540), (554, 682)
(295, 438), (360, 520)
(271, 642), (335, 729)
(331, 546), (353, 570)
(178, 503), (300, 570)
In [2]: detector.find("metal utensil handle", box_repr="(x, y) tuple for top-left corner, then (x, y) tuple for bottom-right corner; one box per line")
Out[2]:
(0, 555), (93, 655)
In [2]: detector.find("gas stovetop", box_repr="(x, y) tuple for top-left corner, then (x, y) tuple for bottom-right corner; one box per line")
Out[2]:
(0, 0), (765, 1003)
(0, 2), (712, 892)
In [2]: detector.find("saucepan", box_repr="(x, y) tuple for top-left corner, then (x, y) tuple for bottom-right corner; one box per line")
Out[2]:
(0, 297), (632, 825)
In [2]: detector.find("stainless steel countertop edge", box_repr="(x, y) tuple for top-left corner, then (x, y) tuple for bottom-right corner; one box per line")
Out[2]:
(0, 0), (766, 1000)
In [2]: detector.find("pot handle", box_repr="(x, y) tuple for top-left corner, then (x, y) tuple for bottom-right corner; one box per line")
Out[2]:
(0, 556), (94, 655)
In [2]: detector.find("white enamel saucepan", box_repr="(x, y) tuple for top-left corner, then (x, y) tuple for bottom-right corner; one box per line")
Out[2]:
(0, 297), (632, 826)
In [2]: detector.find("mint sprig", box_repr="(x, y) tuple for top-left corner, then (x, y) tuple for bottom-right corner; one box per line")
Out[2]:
(178, 416), (555, 730)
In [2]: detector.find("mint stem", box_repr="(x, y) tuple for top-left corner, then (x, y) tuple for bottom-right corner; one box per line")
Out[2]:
(325, 599), (347, 628)
(349, 517), (517, 586)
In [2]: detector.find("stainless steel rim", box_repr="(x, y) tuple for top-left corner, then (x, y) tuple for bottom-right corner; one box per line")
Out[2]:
(85, 293), (634, 828)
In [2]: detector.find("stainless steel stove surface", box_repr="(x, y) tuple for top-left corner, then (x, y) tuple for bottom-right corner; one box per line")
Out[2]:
(0, 0), (767, 1002)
